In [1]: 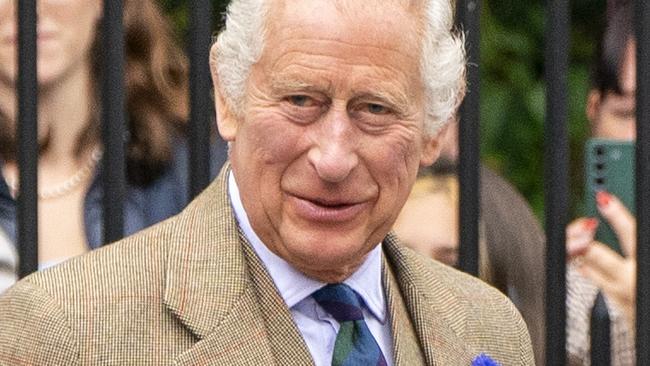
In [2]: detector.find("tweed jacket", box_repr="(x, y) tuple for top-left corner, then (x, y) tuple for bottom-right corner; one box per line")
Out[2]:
(0, 166), (534, 365)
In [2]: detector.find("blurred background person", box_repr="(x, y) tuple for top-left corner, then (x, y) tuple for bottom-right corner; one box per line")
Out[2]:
(0, 0), (219, 283)
(393, 123), (547, 365)
(566, 0), (636, 364)
(398, 1), (638, 363)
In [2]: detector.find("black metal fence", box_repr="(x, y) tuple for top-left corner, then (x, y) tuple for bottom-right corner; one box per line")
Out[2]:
(456, 0), (648, 365)
(16, 0), (38, 278)
(544, 0), (570, 364)
(634, 1), (650, 363)
(101, 0), (127, 244)
(12, 0), (650, 365)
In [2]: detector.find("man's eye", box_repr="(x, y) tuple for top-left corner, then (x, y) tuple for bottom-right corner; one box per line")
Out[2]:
(287, 95), (314, 107)
(367, 103), (389, 115)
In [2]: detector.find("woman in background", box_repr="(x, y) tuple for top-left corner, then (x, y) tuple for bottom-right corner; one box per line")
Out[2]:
(566, 1), (636, 364)
(0, 0), (217, 277)
(393, 157), (547, 365)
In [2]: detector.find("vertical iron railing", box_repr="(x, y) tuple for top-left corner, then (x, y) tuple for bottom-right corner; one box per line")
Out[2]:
(456, 0), (481, 277)
(635, 0), (650, 363)
(544, 0), (570, 365)
(101, 0), (127, 244)
(189, 0), (214, 198)
(17, 0), (38, 278)
(590, 293), (611, 366)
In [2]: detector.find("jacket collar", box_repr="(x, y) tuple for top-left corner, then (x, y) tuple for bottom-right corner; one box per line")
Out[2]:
(383, 234), (478, 365)
(163, 163), (249, 339)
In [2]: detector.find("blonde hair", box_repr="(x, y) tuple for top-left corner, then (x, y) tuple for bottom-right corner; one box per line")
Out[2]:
(405, 172), (493, 280)
(409, 173), (459, 201)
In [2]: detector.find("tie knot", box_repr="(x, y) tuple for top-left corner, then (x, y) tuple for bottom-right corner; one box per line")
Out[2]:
(312, 283), (364, 322)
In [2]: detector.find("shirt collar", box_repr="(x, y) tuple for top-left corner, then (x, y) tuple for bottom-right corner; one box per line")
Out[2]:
(227, 171), (386, 323)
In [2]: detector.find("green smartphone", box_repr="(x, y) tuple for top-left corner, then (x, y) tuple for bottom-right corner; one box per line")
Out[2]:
(583, 138), (635, 255)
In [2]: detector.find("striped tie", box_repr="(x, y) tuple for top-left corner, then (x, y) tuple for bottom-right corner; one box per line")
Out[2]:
(312, 283), (388, 366)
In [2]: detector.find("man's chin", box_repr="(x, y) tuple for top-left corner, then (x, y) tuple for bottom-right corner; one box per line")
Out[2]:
(293, 260), (364, 283)
(281, 240), (374, 282)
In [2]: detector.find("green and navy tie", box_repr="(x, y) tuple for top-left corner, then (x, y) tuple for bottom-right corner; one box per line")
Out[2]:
(312, 283), (388, 366)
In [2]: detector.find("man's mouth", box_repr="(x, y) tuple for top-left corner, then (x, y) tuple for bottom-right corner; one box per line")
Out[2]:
(288, 194), (368, 223)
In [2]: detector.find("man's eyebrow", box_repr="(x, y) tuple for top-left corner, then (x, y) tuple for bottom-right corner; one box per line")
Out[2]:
(270, 77), (329, 94)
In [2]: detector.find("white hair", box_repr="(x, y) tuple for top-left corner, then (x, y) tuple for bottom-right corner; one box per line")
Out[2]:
(212, 0), (466, 135)
(211, 0), (270, 116)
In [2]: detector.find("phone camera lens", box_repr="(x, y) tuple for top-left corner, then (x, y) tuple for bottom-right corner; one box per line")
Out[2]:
(596, 177), (605, 185)
(596, 163), (605, 171)
(595, 146), (605, 156)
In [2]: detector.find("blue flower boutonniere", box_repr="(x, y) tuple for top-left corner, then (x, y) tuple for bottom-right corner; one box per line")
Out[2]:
(471, 353), (500, 366)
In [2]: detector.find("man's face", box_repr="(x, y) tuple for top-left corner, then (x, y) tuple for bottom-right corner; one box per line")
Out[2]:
(218, 0), (442, 281)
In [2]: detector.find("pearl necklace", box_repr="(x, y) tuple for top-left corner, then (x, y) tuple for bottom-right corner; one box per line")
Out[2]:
(5, 148), (103, 200)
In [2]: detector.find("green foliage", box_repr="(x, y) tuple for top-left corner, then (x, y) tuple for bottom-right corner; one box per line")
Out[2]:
(159, 0), (230, 39)
(480, 0), (606, 219)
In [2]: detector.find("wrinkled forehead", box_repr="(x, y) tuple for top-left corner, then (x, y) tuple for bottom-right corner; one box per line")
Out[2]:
(265, 0), (424, 56)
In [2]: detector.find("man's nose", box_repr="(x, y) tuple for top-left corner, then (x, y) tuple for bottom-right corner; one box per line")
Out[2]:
(307, 110), (359, 183)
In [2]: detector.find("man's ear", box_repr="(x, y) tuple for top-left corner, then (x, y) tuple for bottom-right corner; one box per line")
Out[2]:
(210, 44), (239, 142)
(419, 124), (449, 167)
(586, 89), (602, 128)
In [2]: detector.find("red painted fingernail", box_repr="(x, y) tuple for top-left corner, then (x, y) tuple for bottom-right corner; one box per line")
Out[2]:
(596, 191), (612, 207)
(583, 218), (599, 231)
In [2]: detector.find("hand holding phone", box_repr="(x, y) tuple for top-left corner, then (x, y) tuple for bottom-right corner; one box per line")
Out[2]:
(583, 138), (635, 255)
(568, 192), (637, 324)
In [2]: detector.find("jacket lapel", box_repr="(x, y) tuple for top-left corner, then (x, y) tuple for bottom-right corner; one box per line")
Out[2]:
(383, 234), (478, 366)
(383, 257), (427, 366)
(164, 164), (277, 365)
(173, 286), (277, 366)
(240, 233), (315, 366)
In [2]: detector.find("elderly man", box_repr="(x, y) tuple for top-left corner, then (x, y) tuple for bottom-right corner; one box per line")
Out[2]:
(0, 0), (533, 364)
